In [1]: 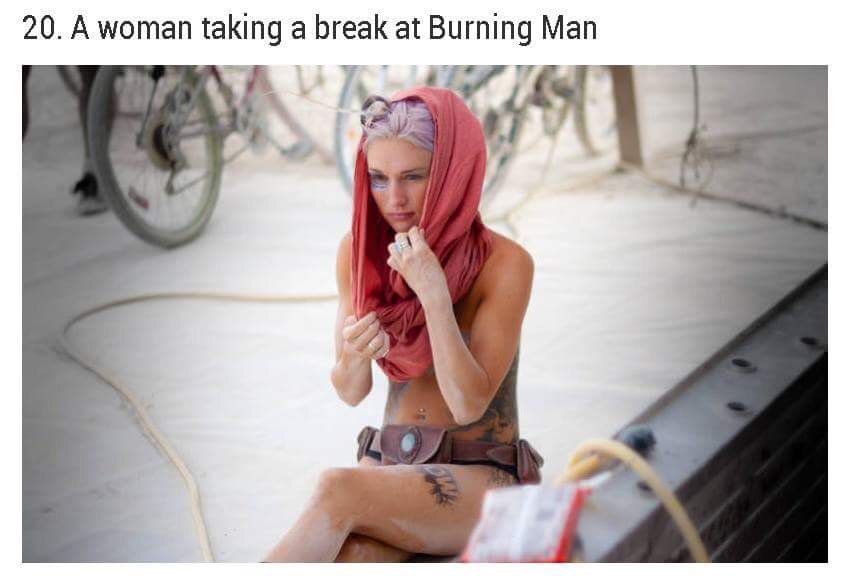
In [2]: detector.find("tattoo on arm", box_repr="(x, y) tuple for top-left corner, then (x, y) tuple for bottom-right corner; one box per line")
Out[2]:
(384, 380), (408, 423)
(419, 465), (460, 507)
(449, 351), (520, 441)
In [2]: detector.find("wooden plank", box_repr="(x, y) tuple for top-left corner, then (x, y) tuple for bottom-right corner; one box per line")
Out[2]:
(743, 472), (826, 561)
(640, 376), (826, 561)
(776, 507), (827, 562)
(598, 361), (826, 562)
(711, 440), (826, 561)
(578, 267), (828, 562)
(609, 66), (643, 167)
(675, 396), (826, 561)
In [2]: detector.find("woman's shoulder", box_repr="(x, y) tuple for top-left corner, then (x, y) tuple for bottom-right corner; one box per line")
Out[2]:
(338, 231), (352, 256)
(474, 230), (534, 294)
(484, 230), (534, 278)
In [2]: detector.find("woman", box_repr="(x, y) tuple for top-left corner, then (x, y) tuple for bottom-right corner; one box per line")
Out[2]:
(263, 87), (542, 562)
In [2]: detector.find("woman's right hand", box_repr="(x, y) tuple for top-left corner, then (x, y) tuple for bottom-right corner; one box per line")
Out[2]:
(342, 312), (390, 361)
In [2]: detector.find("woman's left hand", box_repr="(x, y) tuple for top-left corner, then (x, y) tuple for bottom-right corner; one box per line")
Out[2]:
(387, 226), (449, 305)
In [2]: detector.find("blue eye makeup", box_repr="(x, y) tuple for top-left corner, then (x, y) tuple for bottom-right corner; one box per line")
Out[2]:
(369, 174), (388, 191)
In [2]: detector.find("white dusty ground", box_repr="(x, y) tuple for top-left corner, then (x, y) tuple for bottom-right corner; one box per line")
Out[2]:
(22, 66), (827, 561)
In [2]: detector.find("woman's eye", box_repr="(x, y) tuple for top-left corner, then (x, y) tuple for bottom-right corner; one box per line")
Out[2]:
(406, 174), (422, 181)
(370, 175), (388, 189)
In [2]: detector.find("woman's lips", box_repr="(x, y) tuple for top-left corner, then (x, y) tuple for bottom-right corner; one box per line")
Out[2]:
(388, 212), (414, 221)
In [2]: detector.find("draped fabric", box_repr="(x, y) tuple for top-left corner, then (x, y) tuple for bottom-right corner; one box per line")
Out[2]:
(350, 87), (494, 381)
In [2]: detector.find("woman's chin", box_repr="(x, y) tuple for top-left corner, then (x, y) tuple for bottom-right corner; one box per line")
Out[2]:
(387, 216), (419, 231)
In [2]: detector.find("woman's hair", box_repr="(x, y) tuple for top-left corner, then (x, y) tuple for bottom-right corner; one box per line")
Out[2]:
(361, 96), (435, 153)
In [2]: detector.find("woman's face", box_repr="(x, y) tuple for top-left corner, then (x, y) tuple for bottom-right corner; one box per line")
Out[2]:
(366, 138), (432, 232)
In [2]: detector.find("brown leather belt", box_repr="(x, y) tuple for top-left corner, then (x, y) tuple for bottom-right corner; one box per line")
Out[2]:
(356, 424), (544, 485)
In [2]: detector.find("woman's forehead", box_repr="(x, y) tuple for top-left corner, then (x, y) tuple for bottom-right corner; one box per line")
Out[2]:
(366, 139), (432, 171)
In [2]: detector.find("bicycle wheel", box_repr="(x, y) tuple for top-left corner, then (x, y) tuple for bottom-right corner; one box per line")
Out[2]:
(538, 66), (577, 137)
(573, 66), (618, 156)
(334, 65), (452, 196)
(56, 65), (81, 98)
(88, 66), (223, 248)
(451, 66), (531, 209)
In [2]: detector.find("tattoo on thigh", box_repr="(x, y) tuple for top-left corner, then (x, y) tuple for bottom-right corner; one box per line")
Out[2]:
(419, 466), (460, 507)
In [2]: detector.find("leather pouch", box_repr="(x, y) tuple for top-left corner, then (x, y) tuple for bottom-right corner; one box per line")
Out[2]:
(380, 424), (451, 465)
(516, 439), (545, 485)
(356, 425), (376, 463)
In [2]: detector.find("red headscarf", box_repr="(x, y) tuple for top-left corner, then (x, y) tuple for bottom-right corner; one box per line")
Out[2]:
(350, 87), (494, 381)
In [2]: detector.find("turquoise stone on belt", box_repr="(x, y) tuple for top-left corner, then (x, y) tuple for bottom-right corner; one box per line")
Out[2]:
(400, 431), (416, 453)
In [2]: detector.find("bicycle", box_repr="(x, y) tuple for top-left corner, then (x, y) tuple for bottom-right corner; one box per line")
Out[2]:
(87, 65), (336, 248)
(334, 65), (617, 210)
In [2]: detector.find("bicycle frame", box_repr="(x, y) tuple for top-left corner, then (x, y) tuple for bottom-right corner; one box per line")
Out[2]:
(170, 65), (263, 141)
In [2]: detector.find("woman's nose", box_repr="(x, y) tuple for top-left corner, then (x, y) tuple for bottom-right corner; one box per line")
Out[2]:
(389, 180), (409, 206)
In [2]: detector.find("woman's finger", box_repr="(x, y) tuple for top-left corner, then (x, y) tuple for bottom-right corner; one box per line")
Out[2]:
(343, 311), (376, 341)
(363, 333), (385, 358)
(371, 331), (390, 360)
(406, 226), (426, 250)
(394, 232), (412, 255)
(386, 245), (402, 271)
(352, 318), (381, 351)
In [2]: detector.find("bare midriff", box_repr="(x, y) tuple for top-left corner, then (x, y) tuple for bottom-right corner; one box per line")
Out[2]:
(381, 291), (520, 445)
(382, 342), (519, 444)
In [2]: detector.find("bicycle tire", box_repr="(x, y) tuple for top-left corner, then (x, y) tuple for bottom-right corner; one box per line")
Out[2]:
(457, 66), (530, 210)
(56, 65), (81, 98)
(88, 66), (223, 249)
(573, 65), (618, 156)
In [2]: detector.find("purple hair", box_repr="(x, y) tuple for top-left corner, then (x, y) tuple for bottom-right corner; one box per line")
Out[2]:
(361, 96), (435, 153)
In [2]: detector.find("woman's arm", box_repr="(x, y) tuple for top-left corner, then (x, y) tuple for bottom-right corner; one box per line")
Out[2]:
(330, 233), (374, 407)
(390, 227), (534, 425)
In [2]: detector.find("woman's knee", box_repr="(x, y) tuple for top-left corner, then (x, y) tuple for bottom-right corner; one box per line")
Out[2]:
(312, 467), (361, 518)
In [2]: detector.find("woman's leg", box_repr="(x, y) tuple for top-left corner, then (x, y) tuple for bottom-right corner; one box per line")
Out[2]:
(262, 462), (514, 562)
(335, 455), (412, 563)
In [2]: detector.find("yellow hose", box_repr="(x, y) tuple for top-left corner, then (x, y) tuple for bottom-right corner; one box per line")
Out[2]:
(557, 438), (710, 563)
(59, 291), (337, 562)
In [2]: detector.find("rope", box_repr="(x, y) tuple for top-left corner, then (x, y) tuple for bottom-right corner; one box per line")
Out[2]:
(58, 291), (337, 561)
(558, 438), (710, 563)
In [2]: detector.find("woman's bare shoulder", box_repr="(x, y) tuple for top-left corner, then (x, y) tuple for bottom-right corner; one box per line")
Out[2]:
(338, 231), (352, 258)
(482, 230), (534, 284)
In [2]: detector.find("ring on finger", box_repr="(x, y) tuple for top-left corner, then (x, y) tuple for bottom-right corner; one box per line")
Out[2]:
(377, 343), (390, 359)
(374, 335), (390, 359)
(394, 236), (410, 254)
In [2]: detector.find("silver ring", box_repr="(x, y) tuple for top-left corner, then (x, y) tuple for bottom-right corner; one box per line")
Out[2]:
(377, 343), (390, 359)
(394, 239), (409, 254)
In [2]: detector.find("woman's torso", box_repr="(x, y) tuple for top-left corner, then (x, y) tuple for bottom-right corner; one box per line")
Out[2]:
(381, 250), (520, 444)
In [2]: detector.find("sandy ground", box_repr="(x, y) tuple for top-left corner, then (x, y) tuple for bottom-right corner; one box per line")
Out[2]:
(22, 65), (827, 561)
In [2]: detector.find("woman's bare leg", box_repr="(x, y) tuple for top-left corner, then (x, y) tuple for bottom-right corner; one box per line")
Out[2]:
(334, 456), (413, 562)
(335, 533), (412, 562)
(262, 463), (514, 562)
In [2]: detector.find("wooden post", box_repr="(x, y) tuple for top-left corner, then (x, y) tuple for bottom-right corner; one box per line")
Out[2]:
(610, 66), (644, 167)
